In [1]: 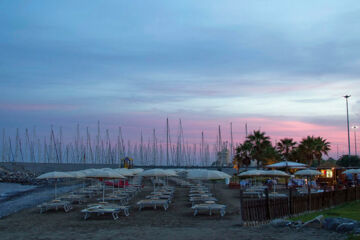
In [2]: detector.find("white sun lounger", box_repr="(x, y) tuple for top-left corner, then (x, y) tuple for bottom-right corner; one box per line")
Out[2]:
(38, 200), (72, 214)
(137, 199), (169, 211)
(192, 204), (226, 217)
(190, 197), (218, 206)
(81, 205), (130, 220)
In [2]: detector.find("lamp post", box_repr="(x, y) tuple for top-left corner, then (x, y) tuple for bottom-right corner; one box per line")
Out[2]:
(352, 125), (358, 156)
(344, 95), (351, 156)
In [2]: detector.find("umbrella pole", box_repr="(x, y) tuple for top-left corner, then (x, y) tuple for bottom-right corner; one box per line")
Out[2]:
(153, 177), (156, 192)
(103, 180), (105, 203)
(55, 180), (57, 200)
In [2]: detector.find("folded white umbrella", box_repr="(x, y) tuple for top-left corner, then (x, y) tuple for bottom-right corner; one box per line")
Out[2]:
(37, 171), (73, 199)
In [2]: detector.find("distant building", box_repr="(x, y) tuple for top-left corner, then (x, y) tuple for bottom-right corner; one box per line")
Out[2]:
(214, 147), (231, 166)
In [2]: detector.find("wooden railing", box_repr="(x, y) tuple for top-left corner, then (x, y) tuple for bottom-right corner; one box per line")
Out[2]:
(241, 186), (360, 222)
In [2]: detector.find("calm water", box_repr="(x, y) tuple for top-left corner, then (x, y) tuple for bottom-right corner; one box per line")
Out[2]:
(0, 182), (81, 218)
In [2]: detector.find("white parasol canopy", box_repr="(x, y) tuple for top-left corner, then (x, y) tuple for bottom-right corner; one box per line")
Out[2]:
(342, 169), (360, 175)
(36, 171), (73, 200)
(139, 169), (170, 177)
(37, 171), (73, 179)
(67, 171), (87, 178)
(263, 170), (290, 177)
(266, 161), (307, 169)
(238, 169), (267, 177)
(114, 168), (135, 177)
(129, 168), (144, 174)
(187, 170), (231, 180)
(294, 169), (322, 176)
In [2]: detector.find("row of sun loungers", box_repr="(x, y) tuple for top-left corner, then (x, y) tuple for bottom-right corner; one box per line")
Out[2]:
(137, 186), (175, 211)
(38, 176), (144, 220)
(188, 184), (226, 217)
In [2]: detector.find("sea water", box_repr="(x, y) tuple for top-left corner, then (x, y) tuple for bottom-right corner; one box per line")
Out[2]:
(0, 182), (37, 201)
(0, 182), (81, 218)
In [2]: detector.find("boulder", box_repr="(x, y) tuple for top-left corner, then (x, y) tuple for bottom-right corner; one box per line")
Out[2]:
(336, 222), (356, 233)
(353, 227), (360, 234)
(270, 219), (291, 227)
(323, 218), (341, 231)
(303, 215), (324, 229)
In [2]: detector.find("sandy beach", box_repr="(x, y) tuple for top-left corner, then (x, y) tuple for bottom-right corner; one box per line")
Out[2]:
(0, 180), (345, 240)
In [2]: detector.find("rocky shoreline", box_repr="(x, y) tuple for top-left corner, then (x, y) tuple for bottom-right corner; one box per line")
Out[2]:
(271, 215), (360, 236)
(0, 166), (43, 185)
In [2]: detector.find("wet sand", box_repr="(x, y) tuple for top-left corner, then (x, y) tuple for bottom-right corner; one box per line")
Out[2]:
(0, 180), (345, 240)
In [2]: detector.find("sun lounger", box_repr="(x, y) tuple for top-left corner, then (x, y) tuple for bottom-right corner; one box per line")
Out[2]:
(38, 200), (72, 214)
(192, 203), (226, 217)
(137, 199), (169, 211)
(98, 196), (128, 205)
(81, 204), (130, 220)
(61, 194), (87, 204)
(190, 197), (218, 206)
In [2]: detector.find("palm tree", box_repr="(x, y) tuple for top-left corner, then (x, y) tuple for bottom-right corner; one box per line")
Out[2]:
(247, 130), (272, 169)
(313, 137), (331, 166)
(277, 138), (297, 161)
(297, 136), (331, 166)
(233, 141), (252, 173)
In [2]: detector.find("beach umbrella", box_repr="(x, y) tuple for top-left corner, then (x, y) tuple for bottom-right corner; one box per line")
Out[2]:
(342, 169), (360, 175)
(187, 170), (231, 192)
(294, 169), (322, 176)
(140, 169), (173, 191)
(238, 170), (267, 177)
(139, 169), (170, 177)
(84, 169), (125, 203)
(263, 170), (290, 177)
(266, 161), (307, 169)
(130, 168), (144, 174)
(164, 169), (178, 177)
(187, 170), (231, 180)
(36, 171), (73, 199)
(67, 171), (87, 178)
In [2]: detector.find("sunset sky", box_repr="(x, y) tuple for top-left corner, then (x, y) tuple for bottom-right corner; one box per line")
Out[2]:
(1, 1), (360, 158)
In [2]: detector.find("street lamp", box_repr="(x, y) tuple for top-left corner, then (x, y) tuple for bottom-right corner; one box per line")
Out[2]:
(344, 95), (351, 156)
(352, 125), (358, 156)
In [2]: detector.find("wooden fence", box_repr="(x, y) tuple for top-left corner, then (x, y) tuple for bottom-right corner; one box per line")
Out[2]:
(241, 186), (360, 222)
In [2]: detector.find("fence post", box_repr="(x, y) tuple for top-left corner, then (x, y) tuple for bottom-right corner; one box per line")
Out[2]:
(346, 187), (349, 202)
(288, 188), (293, 216)
(307, 184), (311, 211)
(239, 187), (244, 226)
(265, 188), (271, 220)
